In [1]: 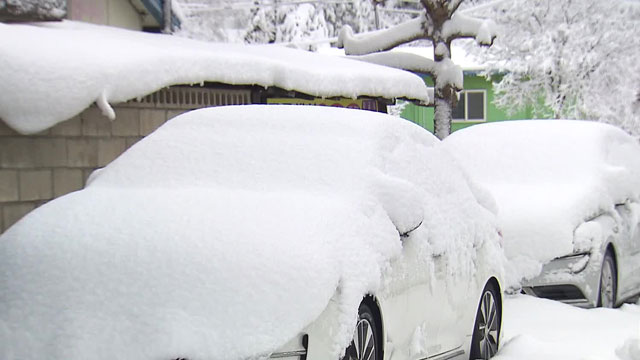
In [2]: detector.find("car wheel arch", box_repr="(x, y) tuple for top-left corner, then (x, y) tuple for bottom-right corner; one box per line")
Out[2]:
(482, 277), (503, 340)
(361, 294), (385, 359)
(601, 240), (618, 285)
(486, 277), (502, 311)
(469, 278), (503, 360)
(600, 243), (619, 307)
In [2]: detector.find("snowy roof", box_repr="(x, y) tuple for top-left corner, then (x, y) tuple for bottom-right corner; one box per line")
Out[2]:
(388, 44), (484, 72)
(317, 43), (484, 72)
(0, 105), (503, 360)
(0, 21), (430, 135)
(442, 120), (640, 282)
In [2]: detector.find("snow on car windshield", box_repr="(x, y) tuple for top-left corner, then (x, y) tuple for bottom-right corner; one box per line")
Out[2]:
(0, 105), (503, 360)
(442, 120), (640, 285)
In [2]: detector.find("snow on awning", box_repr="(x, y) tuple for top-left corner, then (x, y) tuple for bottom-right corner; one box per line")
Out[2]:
(0, 21), (430, 135)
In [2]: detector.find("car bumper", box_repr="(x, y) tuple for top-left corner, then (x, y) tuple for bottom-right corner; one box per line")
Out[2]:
(521, 252), (602, 308)
(269, 334), (309, 359)
(268, 297), (344, 360)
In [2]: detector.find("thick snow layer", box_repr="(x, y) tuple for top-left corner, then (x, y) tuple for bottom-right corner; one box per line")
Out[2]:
(392, 43), (485, 72)
(0, 105), (502, 360)
(0, 21), (429, 135)
(349, 52), (462, 92)
(320, 41), (484, 72)
(442, 14), (497, 46)
(442, 120), (640, 283)
(337, 16), (425, 56)
(496, 295), (640, 360)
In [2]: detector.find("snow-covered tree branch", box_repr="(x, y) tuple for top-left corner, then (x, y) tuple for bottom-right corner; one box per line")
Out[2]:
(350, 52), (439, 77)
(442, 14), (496, 45)
(337, 16), (426, 55)
(337, 0), (498, 139)
(468, 0), (640, 135)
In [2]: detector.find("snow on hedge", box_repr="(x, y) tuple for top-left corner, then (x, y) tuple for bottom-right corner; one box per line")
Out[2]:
(442, 120), (640, 285)
(0, 21), (430, 135)
(0, 105), (502, 360)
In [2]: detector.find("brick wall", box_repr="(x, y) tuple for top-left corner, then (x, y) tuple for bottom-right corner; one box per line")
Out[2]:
(0, 104), (186, 233)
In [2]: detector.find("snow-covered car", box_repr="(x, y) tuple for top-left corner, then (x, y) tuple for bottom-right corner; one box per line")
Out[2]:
(0, 105), (504, 360)
(442, 120), (640, 308)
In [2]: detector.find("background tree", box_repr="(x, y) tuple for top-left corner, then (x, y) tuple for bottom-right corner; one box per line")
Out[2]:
(174, 0), (379, 48)
(466, 0), (640, 134)
(337, 0), (497, 139)
(173, 0), (251, 42)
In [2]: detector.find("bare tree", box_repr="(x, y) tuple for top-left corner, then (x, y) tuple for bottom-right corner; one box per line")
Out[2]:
(337, 0), (497, 139)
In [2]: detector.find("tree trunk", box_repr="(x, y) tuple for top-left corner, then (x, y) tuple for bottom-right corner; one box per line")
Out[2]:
(433, 87), (455, 139)
(428, 3), (456, 140)
(432, 39), (456, 139)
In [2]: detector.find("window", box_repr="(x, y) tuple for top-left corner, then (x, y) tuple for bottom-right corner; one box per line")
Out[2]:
(452, 90), (486, 122)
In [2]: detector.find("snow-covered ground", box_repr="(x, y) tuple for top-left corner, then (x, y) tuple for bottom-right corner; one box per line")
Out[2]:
(497, 295), (640, 360)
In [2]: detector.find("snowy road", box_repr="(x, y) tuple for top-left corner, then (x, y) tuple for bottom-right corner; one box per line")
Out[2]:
(495, 295), (640, 360)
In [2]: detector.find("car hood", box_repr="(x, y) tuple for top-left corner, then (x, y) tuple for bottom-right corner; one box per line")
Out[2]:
(488, 183), (598, 259)
(0, 187), (401, 360)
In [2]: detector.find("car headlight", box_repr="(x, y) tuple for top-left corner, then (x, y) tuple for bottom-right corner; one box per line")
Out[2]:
(573, 220), (602, 254)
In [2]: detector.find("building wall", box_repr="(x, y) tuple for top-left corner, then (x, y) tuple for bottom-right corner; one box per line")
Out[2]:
(0, 86), (253, 234)
(401, 74), (534, 133)
(68, 0), (142, 30)
(0, 104), (183, 233)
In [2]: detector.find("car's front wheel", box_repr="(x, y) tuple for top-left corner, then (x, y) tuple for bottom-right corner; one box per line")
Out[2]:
(343, 303), (380, 360)
(470, 283), (501, 360)
(597, 251), (617, 308)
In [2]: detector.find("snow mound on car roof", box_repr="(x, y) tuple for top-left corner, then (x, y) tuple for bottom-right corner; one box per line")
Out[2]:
(0, 105), (501, 360)
(442, 120), (640, 284)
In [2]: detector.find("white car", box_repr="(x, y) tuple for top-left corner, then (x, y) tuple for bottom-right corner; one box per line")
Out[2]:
(443, 120), (640, 308)
(0, 105), (503, 360)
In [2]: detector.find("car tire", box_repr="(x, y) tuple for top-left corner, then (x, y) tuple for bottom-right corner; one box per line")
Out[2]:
(470, 283), (501, 360)
(597, 251), (617, 308)
(343, 303), (380, 360)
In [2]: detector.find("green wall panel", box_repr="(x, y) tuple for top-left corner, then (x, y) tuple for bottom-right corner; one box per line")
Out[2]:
(401, 73), (535, 134)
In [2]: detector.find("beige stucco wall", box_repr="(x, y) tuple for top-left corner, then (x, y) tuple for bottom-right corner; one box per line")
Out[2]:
(0, 104), (184, 233)
(68, 0), (143, 31)
(0, 86), (253, 234)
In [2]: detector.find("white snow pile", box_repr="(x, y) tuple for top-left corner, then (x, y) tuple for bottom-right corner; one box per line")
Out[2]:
(442, 120), (640, 285)
(0, 105), (502, 360)
(0, 20), (430, 135)
(495, 295), (640, 360)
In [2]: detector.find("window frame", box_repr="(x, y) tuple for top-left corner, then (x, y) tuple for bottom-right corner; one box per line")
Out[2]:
(452, 89), (487, 123)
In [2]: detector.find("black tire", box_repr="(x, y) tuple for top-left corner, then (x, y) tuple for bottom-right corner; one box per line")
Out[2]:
(342, 303), (380, 360)
(597, 251), (617, 308)
(470, 283), (501, 360)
